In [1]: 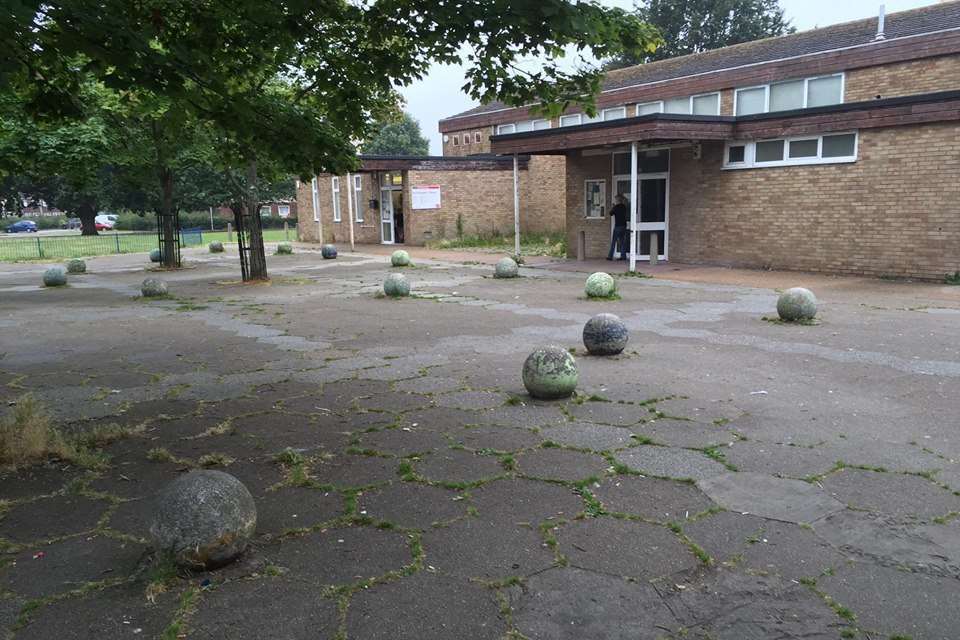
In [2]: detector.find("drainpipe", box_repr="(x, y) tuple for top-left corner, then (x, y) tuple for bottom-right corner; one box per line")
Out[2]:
(629, 141), (638, 273)
(512, 154), (521, 259)
(346, 171), (356, 252)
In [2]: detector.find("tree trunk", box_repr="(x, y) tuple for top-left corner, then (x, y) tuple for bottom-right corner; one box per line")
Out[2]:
(244, 160), (268, 281)
(159, 167), (180, 268)
(77, 202), (98, 236)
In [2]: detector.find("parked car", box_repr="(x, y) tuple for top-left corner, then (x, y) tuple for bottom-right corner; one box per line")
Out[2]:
(61, 217), (82, 230)
(5, 220), (38, 233)
(95, 214), (118, 229)
(94, 221), (113, 231)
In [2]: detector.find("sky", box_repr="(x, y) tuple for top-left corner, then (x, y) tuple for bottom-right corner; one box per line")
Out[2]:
(401, 0), (939, 154)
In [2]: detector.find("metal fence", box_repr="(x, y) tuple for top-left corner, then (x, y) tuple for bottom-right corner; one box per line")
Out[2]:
(0, 230), (202, 261)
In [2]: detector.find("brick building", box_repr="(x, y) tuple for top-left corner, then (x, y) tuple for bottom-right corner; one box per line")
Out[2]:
(437, 2), (960, 279)
(296, 155), (564, 246)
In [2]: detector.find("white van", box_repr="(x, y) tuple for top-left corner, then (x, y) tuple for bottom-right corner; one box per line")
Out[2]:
(95, 214), (119, 229)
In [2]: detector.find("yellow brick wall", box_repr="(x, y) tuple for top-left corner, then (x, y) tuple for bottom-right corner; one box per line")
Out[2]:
(296, 173), (380, 244)
(846, 54), (960, 102)
(441, 126), (494, 156)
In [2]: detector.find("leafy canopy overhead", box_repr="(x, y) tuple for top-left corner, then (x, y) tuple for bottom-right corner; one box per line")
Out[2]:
(603, 0), (793, 70)
(362, 113), (431, 157)
(3, 1), (660, 177)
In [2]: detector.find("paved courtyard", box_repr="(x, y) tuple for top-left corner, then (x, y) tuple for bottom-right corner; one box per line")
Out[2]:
(2, 245), (960, 639)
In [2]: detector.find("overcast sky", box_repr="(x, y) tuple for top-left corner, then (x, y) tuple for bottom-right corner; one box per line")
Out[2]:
(401, 0), (938, 154)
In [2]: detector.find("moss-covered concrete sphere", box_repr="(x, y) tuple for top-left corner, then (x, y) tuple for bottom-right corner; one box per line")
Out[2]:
(209, 241), (225, 253)
(494, 256), (519, 279)
(583, 313), (629, 356)
(321, 244), (338, 259)
(149, 248), (161, 263)
(65, 258), (86, 274)
(42, 266), (67, 287)
(141, 277), (168, 298)
(777, 287), (818, 321)
(383, 273), (410, 297)
(276, 242), (293, 255)
(391, 250), (411, 267)
(150, 470), (256, 569)
(585, 272), (616, 298)
(522, 345), (579, 399)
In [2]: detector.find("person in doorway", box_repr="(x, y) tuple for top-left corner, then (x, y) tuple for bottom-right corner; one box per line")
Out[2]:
(607, 194), (629, 261)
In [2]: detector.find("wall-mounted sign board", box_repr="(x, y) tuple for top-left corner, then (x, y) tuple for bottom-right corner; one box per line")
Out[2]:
(411, 185), (441, 210)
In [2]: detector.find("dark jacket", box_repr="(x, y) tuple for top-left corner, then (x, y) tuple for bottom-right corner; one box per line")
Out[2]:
(611, 203), (628, 227)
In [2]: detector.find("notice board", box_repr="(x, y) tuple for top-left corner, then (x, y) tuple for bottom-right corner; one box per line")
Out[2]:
(411, 185), (441, 209)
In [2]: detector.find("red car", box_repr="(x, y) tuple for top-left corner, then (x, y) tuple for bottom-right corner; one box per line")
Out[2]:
(95, 221), (112, 231)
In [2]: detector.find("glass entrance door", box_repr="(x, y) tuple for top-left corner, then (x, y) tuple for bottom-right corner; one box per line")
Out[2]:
(613, 176), (667, 261)
(380, 188), (394, 244)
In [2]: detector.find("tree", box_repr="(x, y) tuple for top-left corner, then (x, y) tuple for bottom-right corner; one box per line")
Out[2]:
(4, 1), (661, 278)
(362, 113), (430, 157)
(604, 0), (793, 70)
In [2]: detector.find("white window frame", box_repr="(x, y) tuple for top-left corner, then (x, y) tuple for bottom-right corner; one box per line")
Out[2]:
(310, 177), (321, 222)
(584, 179), (607, 219)
(636, 101), (664, 115)
(331, 176), (341, 222)
(532, 119), (551, 130)
(352, 174), (363, 222)
(259, 205), (271, 217)
(452, 134), (459, 146)
(723, 131), (859, 170)
(474, 131), (482, 143)
(277, 204), (291, 217)
(496, 123), (516, 134)
(734, 72), (845, 115)
(690, 92), (721, 116)
(559, 114), (582, 127)
(602, 106), (627, 121)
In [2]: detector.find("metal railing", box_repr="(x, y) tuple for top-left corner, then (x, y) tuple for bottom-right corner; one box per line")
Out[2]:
(0, 230), (201, 261)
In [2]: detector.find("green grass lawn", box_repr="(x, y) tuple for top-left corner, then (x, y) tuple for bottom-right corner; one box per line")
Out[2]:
(0, 228), (296, 262)
(426, 232), (567, 257)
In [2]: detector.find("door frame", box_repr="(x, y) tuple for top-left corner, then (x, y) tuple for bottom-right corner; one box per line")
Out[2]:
(612, 172), (669, 261)
(379, 187), (395, 244)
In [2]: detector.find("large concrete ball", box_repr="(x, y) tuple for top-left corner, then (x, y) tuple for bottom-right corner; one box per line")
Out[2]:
(321, 244), (338, 259)
(522, 345), (579, 400)
(141, 277), (168, 298)
(149, 248), (162, 263)
(777, 287), (818, 321)
(383, 273), (410, 297)
(150, 470), (257, 569)
(494, 257), (519, 279)
(585, 272), (617, 298)
(391, 250), (411, 267)
(276, 242), (293, 255)
(65, 258), (86, 274)
(208, 241), (225, 253)
(42, 266), (67, 287)
(583, 313), (629, 356)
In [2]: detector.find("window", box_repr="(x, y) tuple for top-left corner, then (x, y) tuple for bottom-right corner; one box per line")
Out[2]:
(310, 177), (320, 222)
(496, 123), (516, 134)
(559, 114), (582, 127)
(723, 132), (858, 169)
(692, 93), (720, 116)
(613, 148), (669, 175)
(602, 106), (627, 121)
(664, 97), (691, 114)
(352, 175), (363, 222)
(735, 73), (844, 115)
(331, 176), (341, 222)
(636, 101), (663, 115)
(461, 133), (470, 145)
(277, 204), (291, 218)
(516, 121), (534, 132)
(259, 205), (271, 217)
(584, 180), (606, 218)
(452, 135), (459, 146)
(533, 119), (551, 130)
(474, 131), (482, 143)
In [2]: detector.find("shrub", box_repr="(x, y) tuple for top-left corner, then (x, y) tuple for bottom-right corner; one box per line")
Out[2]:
(0, 396), (71, 469)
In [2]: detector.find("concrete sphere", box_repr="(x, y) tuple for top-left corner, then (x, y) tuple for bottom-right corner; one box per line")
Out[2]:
(150, 470), (257, 569)
(276, 242), (293, 255)
(383, 273), (410, 297)
(494, 257), (519, 279)
(65, 258), (86, 274)
(321, 244), (338, 259)
(208, 241), (225, 253)
(141, 277), (168, 298)
(777, 287), (818, 321)
(585, 272), (617, 298)
(149, 249), (161, 263)
(391, 250), (411, 267)
(522, 345), (579, 399)
(42, 266), (67, 287)
(583, 313), (629, 356)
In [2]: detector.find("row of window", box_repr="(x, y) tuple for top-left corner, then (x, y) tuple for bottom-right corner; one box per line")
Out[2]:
(450, 131), (483, 147)
(496, 119), (552, 135)
(723, 132), (857, 169)
(329, 175), (365, 222)
(259, 204), (291, 217)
